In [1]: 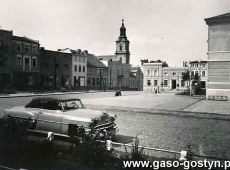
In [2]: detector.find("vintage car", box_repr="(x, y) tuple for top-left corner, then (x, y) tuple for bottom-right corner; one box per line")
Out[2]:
(2, 97), (118, 139)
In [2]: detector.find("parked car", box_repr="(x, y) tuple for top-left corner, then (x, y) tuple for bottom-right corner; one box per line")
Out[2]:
(2, 97), (118, 139)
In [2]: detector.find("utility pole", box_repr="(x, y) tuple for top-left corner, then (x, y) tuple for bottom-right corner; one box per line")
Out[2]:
(99, 68), (102, 91)
(54, 54), (57, 90)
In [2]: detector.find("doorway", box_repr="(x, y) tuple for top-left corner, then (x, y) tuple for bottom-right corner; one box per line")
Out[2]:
(171, 80), (176, 89)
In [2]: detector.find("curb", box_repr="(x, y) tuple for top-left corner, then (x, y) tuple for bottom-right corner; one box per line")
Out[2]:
(0, 91), (100, 99)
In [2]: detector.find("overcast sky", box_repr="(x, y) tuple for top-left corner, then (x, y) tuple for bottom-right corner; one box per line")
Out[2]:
(1, 0), (230, 66)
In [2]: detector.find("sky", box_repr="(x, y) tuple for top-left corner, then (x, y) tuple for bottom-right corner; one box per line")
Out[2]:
(1, 0), (230, 66)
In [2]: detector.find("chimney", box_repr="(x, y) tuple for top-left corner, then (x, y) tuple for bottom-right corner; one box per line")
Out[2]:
(83, 50), (88, 55)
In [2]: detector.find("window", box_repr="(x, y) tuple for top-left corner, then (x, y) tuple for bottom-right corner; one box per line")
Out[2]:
(154, 80), (158, 86)
(173, 72), (176, 76)
(202, 71), (205, 77)
(32, 45), (37, 54)
(93, 78), (96, 86)
(74, 65), (77, 72)
(82, 57), (85, 62)
(191, 71), (194, 77)
(164, 80), (168, 86)
(164, 72), (168, 76)
(0, 56), (7, 65)
(25, 57), (30, 67)
(83, 66), (85, 72)
(16, 55), (22, 66)
(32, 57), (37, 67)
(26, 100), (62, 110)
(24, 44), (30, 53)
(79, 65), (81, 72)
(64, 64), (69, 69)
(120, 44), (122, 51)
(147, 80), (151, 86)
(195, 71), (199, 76)
(17, 43), (21, 51)
(97, 78), (100, 85)
(154, 70), (157, 77)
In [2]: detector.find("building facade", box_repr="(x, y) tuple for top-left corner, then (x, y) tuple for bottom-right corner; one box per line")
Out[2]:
(0, 29), (13, 90)
(189, 60), (208, 89)
(130, 66), (143, 90)
(142, 62), (188, 92)
(143, 63), (163, 92)
(205, 13), (230, 99)
(40, 48), (87, 90)
(0, 29), (40, 91)
(86, 53), (109, 90)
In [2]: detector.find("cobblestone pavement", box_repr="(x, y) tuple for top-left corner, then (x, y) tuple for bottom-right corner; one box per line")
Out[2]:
(184, 100), (230, 115)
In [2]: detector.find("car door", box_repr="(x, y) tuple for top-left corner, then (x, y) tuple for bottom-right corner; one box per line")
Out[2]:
(36, 101), (63, 133)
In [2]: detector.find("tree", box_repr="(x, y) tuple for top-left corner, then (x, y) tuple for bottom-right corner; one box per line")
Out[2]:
(182, 71), (190, 93)
(162, 61), (168, 67)
(140, 59), (148, 65)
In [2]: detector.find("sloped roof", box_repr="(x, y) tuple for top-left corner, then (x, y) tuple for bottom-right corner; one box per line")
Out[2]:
(87, 54), (107, 68)
(205, 12), (230, 25)
(13, 36), (39, 44)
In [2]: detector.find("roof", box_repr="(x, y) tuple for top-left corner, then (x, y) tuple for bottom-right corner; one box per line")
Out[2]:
(87, 54), (107, 68)
(189, 60), (207, 64)
(205, 12), (230, 25)
(13, 36), (39, 44)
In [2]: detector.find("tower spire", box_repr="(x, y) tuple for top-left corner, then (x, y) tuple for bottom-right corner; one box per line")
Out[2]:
(120, 18), (126, 37)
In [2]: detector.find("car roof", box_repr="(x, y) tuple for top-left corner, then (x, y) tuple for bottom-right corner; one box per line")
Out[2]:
(31, 96), (81, 102)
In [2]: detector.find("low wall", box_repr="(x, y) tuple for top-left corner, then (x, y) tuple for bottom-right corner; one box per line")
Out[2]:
(206, 89), (230, 100)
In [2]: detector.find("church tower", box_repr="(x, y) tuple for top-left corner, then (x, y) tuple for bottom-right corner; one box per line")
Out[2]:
(115, 19), (130, 64)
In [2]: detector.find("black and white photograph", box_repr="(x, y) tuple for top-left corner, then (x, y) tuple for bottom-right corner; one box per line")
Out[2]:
(0, 0), (230, 169)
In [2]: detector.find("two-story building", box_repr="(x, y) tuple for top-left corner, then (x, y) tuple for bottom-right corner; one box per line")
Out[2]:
(142, 62), (188, 92)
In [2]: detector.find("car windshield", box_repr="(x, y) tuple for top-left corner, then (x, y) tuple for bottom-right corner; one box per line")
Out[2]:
(62, 100), (84, 111)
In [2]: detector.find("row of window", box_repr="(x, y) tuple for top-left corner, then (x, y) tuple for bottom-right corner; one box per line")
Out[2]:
(74, 56), (86, 62)
(16, 55), (37, 68)
(190, 63), (206, 68)
(147, 69), (159, 77)
(147, 79), (185, 87)
(191, 70), (206, 77)
(74, 65), (86, 72)
(17, 43), (38, 54)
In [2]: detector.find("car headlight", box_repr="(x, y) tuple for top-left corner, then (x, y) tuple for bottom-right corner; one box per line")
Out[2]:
(111, 115), (117, 121)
